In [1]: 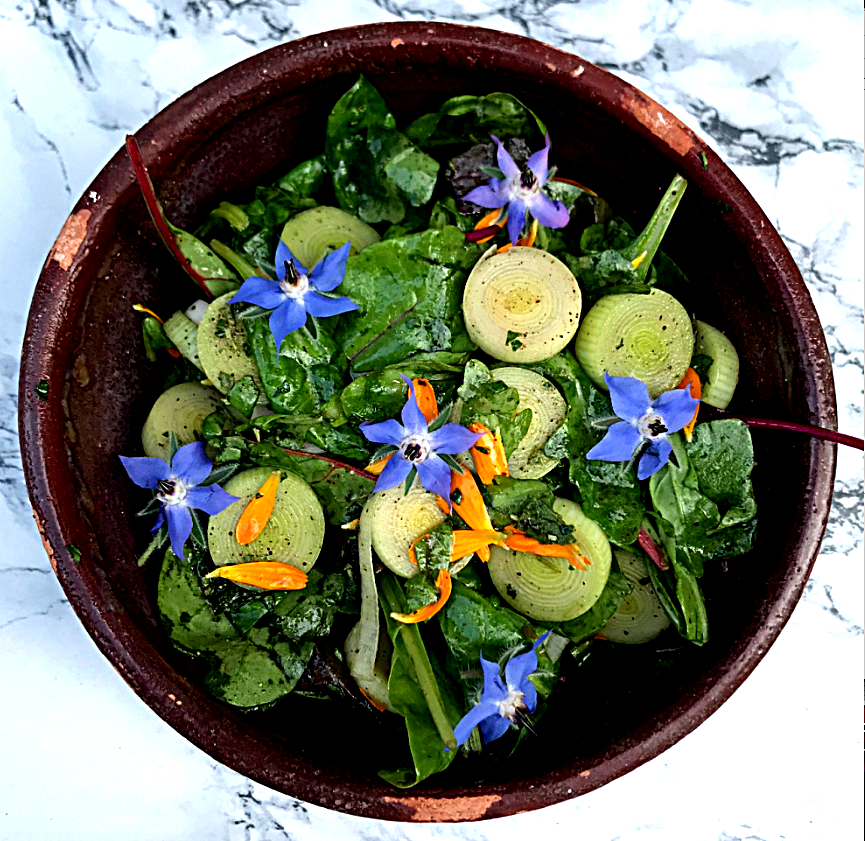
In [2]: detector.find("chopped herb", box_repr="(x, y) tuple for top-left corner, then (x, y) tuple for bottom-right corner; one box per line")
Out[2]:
(506, 584), (518, 599)
(35, 380), (49, 401)
(67, 544), (82, 564)
(215, 318), (228, 339)
(691, 353), (714, 385)
(699, 151), (709, 171)
(506, 330), (525, 351)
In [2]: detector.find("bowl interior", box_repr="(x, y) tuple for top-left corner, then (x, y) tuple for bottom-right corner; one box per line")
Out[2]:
(20, 23), (835, 821)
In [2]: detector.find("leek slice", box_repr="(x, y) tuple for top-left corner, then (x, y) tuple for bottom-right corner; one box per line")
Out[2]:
(599, 549), (671, 644)
(345, 502), (390, 705)
(197, 292), (262, 394)
(491, 367), (566, 479)
(207, 467), (324, 572)
(488, 498), (611, 621)
(574, 288), (694, 398)
(141, 382), (223, 459)
(365, 484), (447, 577)
(462, 246), (582, 363)
(280, 206), (380, 269)
(694, 320), (739, 408)
(163, 310), (203, 370)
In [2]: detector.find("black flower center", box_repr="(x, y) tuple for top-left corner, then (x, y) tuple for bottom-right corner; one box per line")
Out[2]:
(520, 169), (536, 190)
(404, 442), (424, 462)
(157, 479), (176, 496)
(647, 418), (668, 437)
(284, 260), (301, 285)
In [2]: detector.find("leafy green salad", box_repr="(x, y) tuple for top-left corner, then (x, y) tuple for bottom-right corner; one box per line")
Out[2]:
(121, 77), (756, 787)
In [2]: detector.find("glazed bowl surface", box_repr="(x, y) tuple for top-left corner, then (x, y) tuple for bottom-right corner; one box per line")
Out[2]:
(19, 22), (836, 822)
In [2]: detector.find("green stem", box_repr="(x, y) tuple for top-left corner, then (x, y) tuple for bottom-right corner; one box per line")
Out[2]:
(210, 239), (264, 281)
(622, 173), (688, 282)
(379, 573), (457, 751)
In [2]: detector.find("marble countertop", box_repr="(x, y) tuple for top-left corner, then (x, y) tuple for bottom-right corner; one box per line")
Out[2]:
(1, 1), (862, 839)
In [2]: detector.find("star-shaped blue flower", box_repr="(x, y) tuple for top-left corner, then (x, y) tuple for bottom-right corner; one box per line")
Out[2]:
(463, 134), (570, 245)
(586, 373), (700, 480)
(230, 240), (358, 349)
(452, 631), (551, 747)
(120, 442), (238, 561)
(359, 376), (481, 503)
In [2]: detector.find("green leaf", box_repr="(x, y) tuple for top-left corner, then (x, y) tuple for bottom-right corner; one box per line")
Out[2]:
(337, 226), (482, 372)
(276, 155), (327, 204)
(405, 92), (546, 148)
(244, 314), (343, 415)
(227, 375), (260, 418)
(326, 76), (440, 224)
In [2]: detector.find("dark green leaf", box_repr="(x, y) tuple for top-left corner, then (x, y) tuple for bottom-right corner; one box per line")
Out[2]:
(227, 375), (260, 418)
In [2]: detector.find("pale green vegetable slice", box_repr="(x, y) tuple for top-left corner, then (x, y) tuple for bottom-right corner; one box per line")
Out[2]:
(574, 288), (694, 398)
(280, 206), (380, 269)
(599, 549), (671, 644)
(365, 483), (447, 578)
(207, 467), (324, 572)
(463, 246), (582, 363)
(488, 498), (612, 621)
(163, 310), (202, 370)
(345, 502), (390, 705)
(491, 367), (566, 479)
(141, 382), (223, 458)
(694, 320), (739, 409)
(197, 292), (262, 394)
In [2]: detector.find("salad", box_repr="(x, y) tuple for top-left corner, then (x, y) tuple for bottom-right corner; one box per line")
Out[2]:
(121, 77), (757, 787)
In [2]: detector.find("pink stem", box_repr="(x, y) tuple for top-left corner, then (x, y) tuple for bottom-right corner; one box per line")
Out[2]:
(279, 448), (377, 481)
(638, 527), (670, 572)
(724, 414), (863, 451)
(465, 225), (501, 242)
(125, 135), (215, 299)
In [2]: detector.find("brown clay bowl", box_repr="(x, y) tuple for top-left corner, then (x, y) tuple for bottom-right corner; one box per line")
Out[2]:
(19, 22), (836, 822)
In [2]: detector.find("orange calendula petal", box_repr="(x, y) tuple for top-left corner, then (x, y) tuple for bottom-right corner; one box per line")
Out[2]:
(468, 422), (509, 485)
(450, 529), (506, 563)
(206, 561), (308, 591)
(132, 303), (165, 323)
(365, 452), (394, 476)
(235, 471), (279, 545)
(504, 527), (590, 571)
(412, 377), (438, 424)
(676, 367), (702, 442)
(439, 468), (495, 532)
(390, 568), (453, 624)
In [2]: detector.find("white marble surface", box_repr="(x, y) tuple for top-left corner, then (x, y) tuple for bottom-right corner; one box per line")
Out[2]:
(1, 1), (862, 839)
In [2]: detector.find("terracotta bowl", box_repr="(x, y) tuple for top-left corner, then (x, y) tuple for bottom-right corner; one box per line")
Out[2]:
(19, 22), (836, 822)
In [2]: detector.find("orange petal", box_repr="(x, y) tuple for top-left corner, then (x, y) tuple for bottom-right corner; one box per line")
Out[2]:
(390, 568), (453, 624)
(676, 367), (702, 442)
(504, 527), (590, 571)
(132, 303), (164, 323)
(468, 423), (509, 485)
(450, 529), (506, 562)
(206, 561), (308, 590)
(517, 218), (539, 248)
(235, 471), (279, 545)
(445, 467), (495, 532)
(365, 452), (394, 476)
(412, 377), (438, 424)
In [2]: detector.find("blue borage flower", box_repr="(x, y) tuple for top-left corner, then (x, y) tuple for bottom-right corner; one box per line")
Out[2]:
(586, 373), (700, 480)
(463, 133), (570, 245)
(230, 240), (358, 349)
(120, 442), (238, 560)
(359, 375), (481, 503)
(452, 631), (551, 747)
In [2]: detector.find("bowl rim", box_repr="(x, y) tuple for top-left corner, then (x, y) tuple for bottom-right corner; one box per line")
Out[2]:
(18, 21), (837, 822)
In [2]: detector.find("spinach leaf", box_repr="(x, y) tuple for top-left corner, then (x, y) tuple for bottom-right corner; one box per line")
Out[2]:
(157, 550), (295, 707)
(563, 249), (652, 305)
(337, 226), (482, 372)
(276, 155), (327, 205)
(483, 477), (574, 544)
(249, 441), (375, 525)
(530, 353), (645, 545)
(457, 359), (532, 457)
(244, 314), (344, 415)
(649, 424), (757, 575)
(326, 76), (440, 224)
(405, 92), (546, 149)
(340, 368), (409, 422)
(248, 413), (369, 461)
